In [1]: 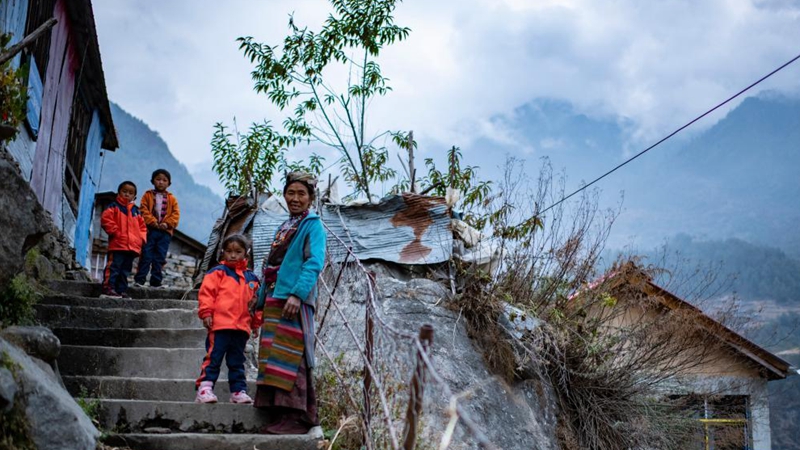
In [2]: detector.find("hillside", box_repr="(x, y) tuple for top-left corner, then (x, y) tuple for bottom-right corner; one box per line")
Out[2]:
(99, 103), (223, 242)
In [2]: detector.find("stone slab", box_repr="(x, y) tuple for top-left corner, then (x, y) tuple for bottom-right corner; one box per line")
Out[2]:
(102, 430), (324, 450)
(59, 345), (218, 378)
(97, 399), (280, 434)
(40, 295), (196, 311)
(54, 328), (207, 348)
(63, 376), (258, 402)
(36, 305), (200, 329)
(48, 280), (198, 300)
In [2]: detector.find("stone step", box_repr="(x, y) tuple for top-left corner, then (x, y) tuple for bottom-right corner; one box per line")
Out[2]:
(63, 376), (258, 402)
(54, 328), (206, 348)
(59, 345), (227, 378)
(36, 304), (200, 329)
(102, 430), (323, 450)
(96, 399), (290, 434)
(48, 280), (198, 300)
(40, 295), (196, 310)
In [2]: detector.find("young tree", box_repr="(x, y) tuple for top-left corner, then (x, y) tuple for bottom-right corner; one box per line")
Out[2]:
(210, 122), (285, 197)
(235, 0), (410, 200)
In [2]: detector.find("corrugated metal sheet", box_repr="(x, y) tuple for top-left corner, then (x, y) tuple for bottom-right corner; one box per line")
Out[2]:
(251, 194), (452, 270)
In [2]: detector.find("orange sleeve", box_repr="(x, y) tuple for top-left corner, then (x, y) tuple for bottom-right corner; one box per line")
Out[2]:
(139, 191), (157, 228)
(164, 194), (180, 230)
(198, 270), (220, 320)
(101, 207), (119, 236)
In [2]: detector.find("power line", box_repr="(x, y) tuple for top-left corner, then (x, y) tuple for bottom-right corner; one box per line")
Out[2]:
(537, 50), (800, 217)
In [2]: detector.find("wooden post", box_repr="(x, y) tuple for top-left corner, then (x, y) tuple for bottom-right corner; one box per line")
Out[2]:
(407, 131), (416, 193)
(0, 18), (57, 66)
(402, 324), (434, 450)
(363, 271), (377, 449)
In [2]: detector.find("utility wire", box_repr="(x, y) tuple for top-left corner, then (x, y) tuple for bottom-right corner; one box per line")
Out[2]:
(537, 51), (800, 217)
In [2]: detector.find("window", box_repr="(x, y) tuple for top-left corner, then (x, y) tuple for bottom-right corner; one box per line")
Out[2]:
(676, 394), (751, 450)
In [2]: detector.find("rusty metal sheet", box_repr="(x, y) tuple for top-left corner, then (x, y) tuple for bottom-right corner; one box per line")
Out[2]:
(251, 194), (452, 268)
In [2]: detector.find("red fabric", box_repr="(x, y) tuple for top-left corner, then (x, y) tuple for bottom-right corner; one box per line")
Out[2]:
(198, 259), (260, 333)
(101, 196), (147, 253)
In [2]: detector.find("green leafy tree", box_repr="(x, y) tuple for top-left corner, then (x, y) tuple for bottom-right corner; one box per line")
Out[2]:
(211, 122), (285, 197)
(236, 0), (410, 200)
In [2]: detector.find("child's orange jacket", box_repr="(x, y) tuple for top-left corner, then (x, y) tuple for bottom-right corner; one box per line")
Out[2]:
(101, 196), (147, 253)
(139, 190), (180, 235)
(198, 259), (260, 333)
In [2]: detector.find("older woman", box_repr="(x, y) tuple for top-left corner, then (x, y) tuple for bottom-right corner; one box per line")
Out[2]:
(253, 172), (326, 434)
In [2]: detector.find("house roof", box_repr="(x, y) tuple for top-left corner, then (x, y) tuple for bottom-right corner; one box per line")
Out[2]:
(63, 0), (118, 150)
(576, 266), (794, 381)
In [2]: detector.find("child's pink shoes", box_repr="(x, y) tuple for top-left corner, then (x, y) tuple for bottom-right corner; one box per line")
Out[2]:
(229, 391), (253, 404)
(195, 381), (218, 403)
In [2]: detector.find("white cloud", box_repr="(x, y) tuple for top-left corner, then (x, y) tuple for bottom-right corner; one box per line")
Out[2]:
(94, 0), (800, 190)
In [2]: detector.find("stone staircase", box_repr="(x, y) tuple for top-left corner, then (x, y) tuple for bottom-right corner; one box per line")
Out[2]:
(38, 280), (324, 450)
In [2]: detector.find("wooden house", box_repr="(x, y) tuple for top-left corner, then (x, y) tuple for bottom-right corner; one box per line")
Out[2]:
(1, 0), (118, 268)
(571, 266), (795, 449)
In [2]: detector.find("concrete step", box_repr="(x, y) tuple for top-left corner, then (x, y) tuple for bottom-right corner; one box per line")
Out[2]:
(64, 376), (258, 402)
(96, 399), (290, 434)
(48, 280), (198, 300)
(102, 430), (324, 450)
(36, 304), (200, 329)
(59, 345), (224, 378)
(40, 295), (196, 310)
(54, 328), (206, 347)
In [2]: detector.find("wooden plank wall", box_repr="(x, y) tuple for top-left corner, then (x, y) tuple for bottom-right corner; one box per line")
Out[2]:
(74, 110), (103, 267)
(29, 0), (76, 225)
(0, 0), (29, 68)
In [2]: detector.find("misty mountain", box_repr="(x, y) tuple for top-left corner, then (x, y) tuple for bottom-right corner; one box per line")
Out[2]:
(467, 93), (800, 257)
(100, 103), (223, 242)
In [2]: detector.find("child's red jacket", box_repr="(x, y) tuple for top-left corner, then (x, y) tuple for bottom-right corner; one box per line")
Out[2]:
(198, 259), (260, 333)
(101, 196), (147, 253)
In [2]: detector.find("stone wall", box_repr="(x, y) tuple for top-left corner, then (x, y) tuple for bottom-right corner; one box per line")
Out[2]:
(161, 253), (199, 289)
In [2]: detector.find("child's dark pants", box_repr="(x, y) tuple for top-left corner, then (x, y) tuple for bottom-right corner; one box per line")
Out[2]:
(135, 228), (171, 286)
(103, 251), (137, 294)
(196, 329), (249, 393)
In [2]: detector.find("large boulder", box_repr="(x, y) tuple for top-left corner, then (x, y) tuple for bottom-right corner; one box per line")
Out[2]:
(318, 264), (559, 450)
(0, 336), (99, 450)
(0, 156), (50, 286)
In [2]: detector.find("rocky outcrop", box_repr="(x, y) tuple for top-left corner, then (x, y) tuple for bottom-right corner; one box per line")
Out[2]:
(0, 154), (50, 286)
(0, 332), (99, 450)
(321, 263), (560, 450)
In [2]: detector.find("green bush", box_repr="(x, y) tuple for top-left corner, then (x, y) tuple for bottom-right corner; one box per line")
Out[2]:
(0, 274), (40, 327)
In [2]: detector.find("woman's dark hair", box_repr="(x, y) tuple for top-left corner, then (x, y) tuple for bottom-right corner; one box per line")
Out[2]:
(221, 234), (250, 253)
(118, 180), (137, 194)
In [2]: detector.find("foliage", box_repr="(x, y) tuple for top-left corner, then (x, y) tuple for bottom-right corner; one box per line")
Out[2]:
(76, 387), (101, 427)
(211, 122), (286, 197)
(0, 33), (28, 142)
(234, 0), (410, 200)
(451, 158), (745, 450)
(314, 353), (364, 450)
(0, 274), (39, 328)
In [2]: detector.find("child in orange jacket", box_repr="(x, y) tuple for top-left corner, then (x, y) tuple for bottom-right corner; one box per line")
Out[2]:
(135, 169), (180, 287)
(101, 181), (147, 298)
(195, 234), (260, 404)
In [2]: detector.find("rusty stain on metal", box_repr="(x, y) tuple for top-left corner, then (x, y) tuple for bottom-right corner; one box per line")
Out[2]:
(390, 194), (442, 263)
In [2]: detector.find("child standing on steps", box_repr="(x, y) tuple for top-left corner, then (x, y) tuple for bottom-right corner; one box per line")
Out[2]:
(101, 181), (147, 298)
(195, 235), (260, 404)
(135, 169), (180, 287)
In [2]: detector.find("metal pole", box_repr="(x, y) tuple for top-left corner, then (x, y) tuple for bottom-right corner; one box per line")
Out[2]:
(402, 324), (434, 450)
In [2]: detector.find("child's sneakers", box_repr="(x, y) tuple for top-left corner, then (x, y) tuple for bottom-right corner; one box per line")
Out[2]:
(100, 288), (122, 299)
(195, 381), (218, 403)
(229, 391), (253, 404)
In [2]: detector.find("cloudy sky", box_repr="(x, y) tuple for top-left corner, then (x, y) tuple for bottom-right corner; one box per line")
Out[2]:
(93, 0), (800, 196)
